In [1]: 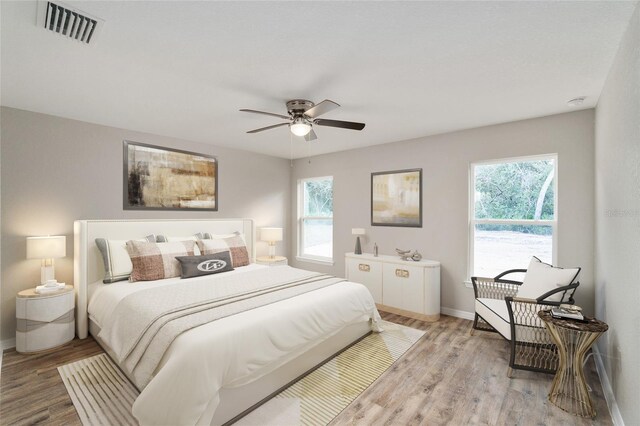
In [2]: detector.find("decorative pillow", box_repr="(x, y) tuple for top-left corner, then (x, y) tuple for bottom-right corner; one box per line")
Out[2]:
(95, 235), (156, 283)
(175, 252), (234, 279)
(517, 257), (581, 302)
(197, 233), (249, 267)
(126, 240), (196, 282)
(155, 235), (202, 255)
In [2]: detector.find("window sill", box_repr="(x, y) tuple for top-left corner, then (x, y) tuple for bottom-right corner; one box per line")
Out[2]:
(464, 280), (473, 289)
(296, 256), (335, 266)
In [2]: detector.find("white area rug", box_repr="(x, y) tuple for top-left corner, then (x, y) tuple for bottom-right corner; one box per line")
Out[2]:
(58, 321), (424, 426)
(58, 353), (138, 425)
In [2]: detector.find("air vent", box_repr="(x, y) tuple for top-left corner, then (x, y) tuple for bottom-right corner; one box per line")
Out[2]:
(36, 1), (104, 44)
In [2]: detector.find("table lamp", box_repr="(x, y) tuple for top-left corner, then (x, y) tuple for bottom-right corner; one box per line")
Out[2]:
(26, 236), (66, 286)
(352, 228), (365, 255)
(260, 227), (283, 259)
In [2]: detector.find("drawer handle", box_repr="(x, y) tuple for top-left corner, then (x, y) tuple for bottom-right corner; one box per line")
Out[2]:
(358, 264), (370, 272)
(396, 269), (409, 278)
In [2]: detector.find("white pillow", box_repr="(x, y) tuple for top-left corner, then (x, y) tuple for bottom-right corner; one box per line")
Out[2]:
(517, 257), (580, 302)
(95, 235), (155, 283)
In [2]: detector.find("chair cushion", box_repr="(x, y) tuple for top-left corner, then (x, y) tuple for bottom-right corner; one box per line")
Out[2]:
(475, 298), (511, 340)
(517, 257), (580, 302)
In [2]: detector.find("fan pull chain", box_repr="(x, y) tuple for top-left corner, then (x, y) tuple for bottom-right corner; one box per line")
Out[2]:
(290, 129), (293, 168)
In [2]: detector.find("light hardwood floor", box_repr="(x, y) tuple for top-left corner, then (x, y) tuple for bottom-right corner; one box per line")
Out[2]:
(0, 312), (611, 425)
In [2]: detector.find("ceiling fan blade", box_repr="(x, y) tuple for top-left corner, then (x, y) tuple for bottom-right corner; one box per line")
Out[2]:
(305, 129), (318, 142)
(239, 109), (290, 120)
(314, 118), (365, 131)
(304, 99), (340, 119)
(246, 122), (290, 133)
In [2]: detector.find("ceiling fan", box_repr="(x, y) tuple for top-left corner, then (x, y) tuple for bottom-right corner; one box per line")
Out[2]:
(240, 99), (365, 141)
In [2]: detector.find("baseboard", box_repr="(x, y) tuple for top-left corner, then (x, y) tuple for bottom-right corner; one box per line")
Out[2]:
(593, 345), (625, 426)
(1, 337), (16, 351)
(441, 307), (475, 321)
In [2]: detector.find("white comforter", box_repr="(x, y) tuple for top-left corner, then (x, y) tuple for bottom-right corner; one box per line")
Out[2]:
(88, 264), (381, 425)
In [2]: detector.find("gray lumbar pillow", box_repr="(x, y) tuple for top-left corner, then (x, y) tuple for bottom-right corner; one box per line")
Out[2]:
(95, 234), (156, 283)
(175, 252), (234, 279)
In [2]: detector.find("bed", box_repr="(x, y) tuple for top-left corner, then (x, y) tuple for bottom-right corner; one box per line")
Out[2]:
(74, 219), (381, 425)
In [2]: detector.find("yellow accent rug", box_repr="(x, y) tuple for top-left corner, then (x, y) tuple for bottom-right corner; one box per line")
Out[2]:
(234, 320), (425, 426)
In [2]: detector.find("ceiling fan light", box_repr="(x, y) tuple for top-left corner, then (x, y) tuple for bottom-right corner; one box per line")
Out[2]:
(290, 120), (311, 137)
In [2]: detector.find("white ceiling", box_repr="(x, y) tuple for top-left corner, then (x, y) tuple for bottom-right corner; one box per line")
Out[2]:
(1, 1), (637, 159)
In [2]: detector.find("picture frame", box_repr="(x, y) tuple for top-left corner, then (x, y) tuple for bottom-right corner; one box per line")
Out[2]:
(123, 141), (218, 211)
(371, 168), (422, 227)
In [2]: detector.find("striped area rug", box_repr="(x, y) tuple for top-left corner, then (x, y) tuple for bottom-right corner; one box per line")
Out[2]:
(57, 353), (138, 425)
(58, 321), (424, 426)
(234, 320), (425, 426)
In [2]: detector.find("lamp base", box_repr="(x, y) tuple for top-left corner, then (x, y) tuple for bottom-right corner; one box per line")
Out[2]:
(41, 264), (55, 285)
(354, 236), (362, 255)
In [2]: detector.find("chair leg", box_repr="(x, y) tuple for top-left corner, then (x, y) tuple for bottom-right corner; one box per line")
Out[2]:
(469, 327), (475, 336)
(507, 367), (513, 378)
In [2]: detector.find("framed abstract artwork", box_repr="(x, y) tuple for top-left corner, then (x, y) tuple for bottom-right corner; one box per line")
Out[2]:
(123, 141), (218, 211)
(371, 168), (422, 227)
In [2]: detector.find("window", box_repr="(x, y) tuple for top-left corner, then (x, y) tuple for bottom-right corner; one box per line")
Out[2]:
(298, 176), (333, 262)
(469, 155), (557, 278)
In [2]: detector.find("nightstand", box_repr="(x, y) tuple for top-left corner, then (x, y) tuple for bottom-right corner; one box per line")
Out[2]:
(538, 310), (608, 418)
(256, 256), (288, 266)
(16, 285), (75, 353)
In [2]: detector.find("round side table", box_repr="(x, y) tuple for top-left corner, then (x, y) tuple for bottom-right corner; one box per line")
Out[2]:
(538, 310), (608, 418)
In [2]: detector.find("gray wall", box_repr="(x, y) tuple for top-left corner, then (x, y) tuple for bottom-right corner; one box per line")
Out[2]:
(291, 110), (595, 317)
(0, 107), (290, 342)
(594, 4), (640, 425)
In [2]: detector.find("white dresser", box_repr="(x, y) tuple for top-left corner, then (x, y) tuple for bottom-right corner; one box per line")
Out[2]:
(345, 253), (441, 321)
(16, 285), (75, 353)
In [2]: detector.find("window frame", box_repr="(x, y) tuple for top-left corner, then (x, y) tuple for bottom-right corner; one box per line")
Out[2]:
(297, 175), (334, 264)
(468, 153), (558, 280)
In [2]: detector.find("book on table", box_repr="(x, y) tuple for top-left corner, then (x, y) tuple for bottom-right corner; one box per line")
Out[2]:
(551, 307), (584, 321)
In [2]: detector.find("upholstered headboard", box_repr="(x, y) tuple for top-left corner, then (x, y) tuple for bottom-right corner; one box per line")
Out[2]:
(74, 218), (255, 338)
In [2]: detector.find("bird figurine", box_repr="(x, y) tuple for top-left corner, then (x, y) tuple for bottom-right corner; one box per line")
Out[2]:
(396, 248), (422, 262)
(395, 248), (412, 261)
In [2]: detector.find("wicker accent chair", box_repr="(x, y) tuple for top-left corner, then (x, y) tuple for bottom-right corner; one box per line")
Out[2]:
(471, 259), (580, 377)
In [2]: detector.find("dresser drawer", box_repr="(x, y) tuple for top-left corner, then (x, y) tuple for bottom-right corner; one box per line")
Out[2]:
(16, 291), (74, 322)
(347, 258), (383, 303)
(383, 263), (424, 313)
(16, 313), (75, 352)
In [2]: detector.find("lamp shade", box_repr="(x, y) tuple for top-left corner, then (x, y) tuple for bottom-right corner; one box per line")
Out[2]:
(260, 227), (283, 242)
(26, 236), (66, 259)
(352, 228), (366, 236)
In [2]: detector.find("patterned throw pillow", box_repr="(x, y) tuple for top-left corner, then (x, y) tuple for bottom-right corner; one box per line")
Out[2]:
(155, 235), (202, 255)
(197, 233), (249, 268)
(126, 240), (196, 282)
(95, 235), (156, 283)
(175, 252), (234, 279)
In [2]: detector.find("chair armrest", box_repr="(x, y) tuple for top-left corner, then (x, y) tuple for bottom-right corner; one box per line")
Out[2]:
(472, 276), (520, 299)
(536, 282), (580, 305)
(494, 269), (527, 284)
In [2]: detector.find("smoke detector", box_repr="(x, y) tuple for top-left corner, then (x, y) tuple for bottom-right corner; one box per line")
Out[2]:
(36, 1), (104, 44)
(567, 97), (586, 107)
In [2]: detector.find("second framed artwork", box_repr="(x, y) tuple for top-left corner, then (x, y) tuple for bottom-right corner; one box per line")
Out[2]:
(123, 141), (218, 211)
(371, 168), (422, 227)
